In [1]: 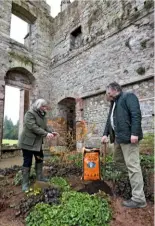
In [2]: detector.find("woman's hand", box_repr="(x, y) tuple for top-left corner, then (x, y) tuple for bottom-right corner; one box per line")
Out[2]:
(47, 133), (54, 139)
(52, 132), (60, 137)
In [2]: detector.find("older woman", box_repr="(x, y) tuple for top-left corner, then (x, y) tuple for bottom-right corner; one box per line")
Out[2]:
(18, 99), (58, 192)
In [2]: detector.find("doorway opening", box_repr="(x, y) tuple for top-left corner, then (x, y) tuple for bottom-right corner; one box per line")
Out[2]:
(2, 85), (30, 151)
(58, 97), (76, 151)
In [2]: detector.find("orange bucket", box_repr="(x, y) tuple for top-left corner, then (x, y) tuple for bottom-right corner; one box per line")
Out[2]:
(82, 147), (101, 181)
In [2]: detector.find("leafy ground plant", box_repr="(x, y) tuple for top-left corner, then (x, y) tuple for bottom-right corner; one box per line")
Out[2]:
(66, 152), (83, 167)
(26, 191), (111, 226)
(49, 177), (71, 192)
(17, 187), (61, 216)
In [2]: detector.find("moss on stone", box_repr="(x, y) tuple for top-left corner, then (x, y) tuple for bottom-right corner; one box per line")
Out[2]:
(9, 51), (33, 65)
(115, 17), (123, 30)
(140, 40), (147, 48)
(136, 67), (146, 75)
(129, 9), (140, 22)
(144, 0), (154, 10)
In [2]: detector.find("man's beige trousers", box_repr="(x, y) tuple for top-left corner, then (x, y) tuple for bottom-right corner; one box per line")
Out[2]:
(114, 143), (146, 203)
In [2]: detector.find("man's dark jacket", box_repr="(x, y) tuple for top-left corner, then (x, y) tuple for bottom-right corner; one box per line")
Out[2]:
(103, 92), (143, 144)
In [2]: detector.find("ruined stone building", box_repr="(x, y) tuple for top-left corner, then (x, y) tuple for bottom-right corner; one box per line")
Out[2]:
(0, 0), (154, 153)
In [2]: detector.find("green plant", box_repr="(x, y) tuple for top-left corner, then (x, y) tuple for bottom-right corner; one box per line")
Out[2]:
(26, 191), (112, 226)
(140, 154), (154, 169)
(140, 133), (154, 153)
(18, 188), (61, 216)
(105, 154), (113, 163)
(14, 170), (22, 186)
(48, 155), (61, 164)
(49, 177), (70, 192)
(101, 162), (123, 181)
(66, 152), (83, 167)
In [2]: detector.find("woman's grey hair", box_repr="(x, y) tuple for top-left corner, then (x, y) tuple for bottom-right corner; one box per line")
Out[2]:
(107, 82), (122, 92)
(31, 99), (48, 111)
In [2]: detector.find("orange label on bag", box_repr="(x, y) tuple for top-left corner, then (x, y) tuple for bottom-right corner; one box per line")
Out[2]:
(83, 152), (101, 181)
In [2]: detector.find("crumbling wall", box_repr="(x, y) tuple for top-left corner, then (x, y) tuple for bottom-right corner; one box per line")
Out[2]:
(83, 78), (154, 147)
(0, 0), (53, 155)
(48, 0), (154, 147)
(0, 0), (154, 152)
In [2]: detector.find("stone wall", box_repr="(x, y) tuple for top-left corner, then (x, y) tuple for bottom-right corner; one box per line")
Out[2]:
(0, 0), (154, 153)
(48, 0), (154, 148)
(83, 78), (154, 148)
(0, 0), (52, 155)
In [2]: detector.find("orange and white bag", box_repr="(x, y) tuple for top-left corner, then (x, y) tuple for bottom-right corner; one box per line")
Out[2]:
(82, 148), (101, 181)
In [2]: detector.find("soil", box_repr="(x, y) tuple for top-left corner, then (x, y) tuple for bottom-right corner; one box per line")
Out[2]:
(0, 174), (154, 226)
(0, 178), (25, 226)
(0, 157), (154, 226)
(67, 175), (113, 195)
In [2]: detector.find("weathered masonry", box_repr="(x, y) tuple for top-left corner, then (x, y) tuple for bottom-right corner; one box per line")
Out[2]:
(0, 0), (154, 154)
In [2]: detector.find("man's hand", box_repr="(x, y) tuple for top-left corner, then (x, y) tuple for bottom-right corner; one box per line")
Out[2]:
(131, 135), (138, 144)
(47, 133), (54, 139)
(101, 135), (108, 143)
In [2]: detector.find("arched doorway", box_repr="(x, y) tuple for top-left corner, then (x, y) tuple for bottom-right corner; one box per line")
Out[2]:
(1, 67), (35, 153)
(58, 97), (76, 150)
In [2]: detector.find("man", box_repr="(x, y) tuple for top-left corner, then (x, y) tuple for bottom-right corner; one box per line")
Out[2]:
(101, 82), (146, 208)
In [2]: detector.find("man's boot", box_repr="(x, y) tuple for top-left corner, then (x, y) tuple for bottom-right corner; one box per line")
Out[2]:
(22, 167), (30, 192)
(35, 162), (48, 182)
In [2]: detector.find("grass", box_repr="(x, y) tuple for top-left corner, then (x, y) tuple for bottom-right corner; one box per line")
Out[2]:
(2, 139), (18, 145)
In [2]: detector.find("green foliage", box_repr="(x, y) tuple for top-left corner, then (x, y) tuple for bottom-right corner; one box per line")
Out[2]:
(26, 191), (111, 226)
(101, 153), (123, 181)
(140, 133), (154, 153)
(101, 162), (123, 181)
(66, 152), (82, 167)
(101, 153), (154, 181)
(49, 177), (70, 192)
(48, 152), (82, 168)
(105, 154), (113, 163)
(48, 155), (61, 164)
(14, 170), (22, 186)
(140, 154), (154, 169)
(3, 116), (19, 140)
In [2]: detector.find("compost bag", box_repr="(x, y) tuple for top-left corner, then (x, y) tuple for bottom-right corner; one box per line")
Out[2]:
(82, 148), (101, 181)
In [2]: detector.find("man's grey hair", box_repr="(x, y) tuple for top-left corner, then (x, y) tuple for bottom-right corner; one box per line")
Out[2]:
(107, 82), (122, 92)
(31, 99), (48, 111)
